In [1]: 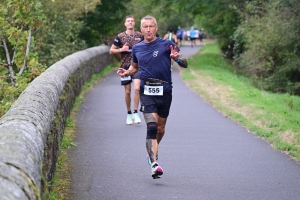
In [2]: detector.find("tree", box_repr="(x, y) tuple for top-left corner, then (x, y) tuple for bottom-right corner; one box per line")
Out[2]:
(234, 0), (300, 94)
(78, 0), (131, 47)
(0, 0), (45, 82)
(0, 0), (46, 116)
(32, 0), (99, 67)
(148, 0), (243, 57)
(130, 0), (194, 35)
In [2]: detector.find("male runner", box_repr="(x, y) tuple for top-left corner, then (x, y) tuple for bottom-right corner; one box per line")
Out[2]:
(117, 15), (188, 179)
(110, 15), (144, 125)
(176, 26), (183, 46)
(189, 26), (196, 47)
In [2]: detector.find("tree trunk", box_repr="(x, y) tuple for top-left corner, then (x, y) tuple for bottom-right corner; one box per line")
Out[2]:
(19, 28), (32, 76)
(1, 36), (15, 85)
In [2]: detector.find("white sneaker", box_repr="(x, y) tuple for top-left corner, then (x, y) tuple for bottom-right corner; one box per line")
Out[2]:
(126, 114), (133, 125)
(133, 113), (141, 123)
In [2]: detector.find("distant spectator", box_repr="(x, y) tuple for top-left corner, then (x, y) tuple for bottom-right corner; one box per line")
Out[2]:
(163, 29), (178, 44)
(183, 30), (187, 40)
(189, 26), (197, 47)
(186, 30), (190, 41)
(176, 26), (184, 46)
(199, 28), (205, 42)
(195, 28), (199, 43)
(164, 29), (178, 68)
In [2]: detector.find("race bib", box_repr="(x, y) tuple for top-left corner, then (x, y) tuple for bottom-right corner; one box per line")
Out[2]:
(144, 78), (164, 96)
(121, 76), (131, 81)
(144, 85), (163, 96)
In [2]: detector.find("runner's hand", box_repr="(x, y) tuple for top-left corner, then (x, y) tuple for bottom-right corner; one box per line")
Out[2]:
(170, 45), (179, 60)
(117, 68), (128, 77)
(121, 43), (130, 52)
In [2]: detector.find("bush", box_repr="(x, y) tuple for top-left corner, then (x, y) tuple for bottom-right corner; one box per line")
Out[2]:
(233, 0), (300, 95)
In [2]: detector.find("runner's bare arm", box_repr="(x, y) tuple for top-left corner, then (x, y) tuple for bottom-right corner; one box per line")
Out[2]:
(126, 62), (138, 76)
(109, 44), (120, 54)
(117, 62), (138, 76)
(109, 43), (129, 54)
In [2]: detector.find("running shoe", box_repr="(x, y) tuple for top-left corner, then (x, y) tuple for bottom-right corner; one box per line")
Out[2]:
(151, 162), (163, 179)
(147, 154), (158, 165)
(126, 114), (133, 125)
(133, 113), (141, 123)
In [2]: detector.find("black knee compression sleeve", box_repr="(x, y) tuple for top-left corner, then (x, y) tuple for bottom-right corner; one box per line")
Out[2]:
(147, 122), (157, 139)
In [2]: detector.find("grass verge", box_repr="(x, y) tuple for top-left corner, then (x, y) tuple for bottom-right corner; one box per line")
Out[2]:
(49, 62), (119, 200)
(181, 42), (300, 162)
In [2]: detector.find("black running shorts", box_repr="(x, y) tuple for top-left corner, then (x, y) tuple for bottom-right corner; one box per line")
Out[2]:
(140, 92), (172, 118)
(121, 66), (140, 86)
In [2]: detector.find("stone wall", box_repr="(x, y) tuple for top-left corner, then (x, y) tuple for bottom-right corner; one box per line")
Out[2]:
(0, 45), (114, 199)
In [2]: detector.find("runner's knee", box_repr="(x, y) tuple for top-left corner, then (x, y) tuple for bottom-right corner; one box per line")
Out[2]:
(147, 122), (158, 139)
(134, 86), (139, 94)
(124, 88), (131, 96)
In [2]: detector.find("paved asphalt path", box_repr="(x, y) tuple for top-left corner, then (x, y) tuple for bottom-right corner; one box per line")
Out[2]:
(70, 43), (300, 200)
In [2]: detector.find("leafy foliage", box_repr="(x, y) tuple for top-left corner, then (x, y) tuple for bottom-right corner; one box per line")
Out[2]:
(0, 0), (102, 117)
(0, 0), (46, 116)
(78, 0), (131, 47)
(139, 0), (194, 36)
(32, 0), (98, 67)
(153, 0), (242, 57)
(234, 0), (300, 94)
